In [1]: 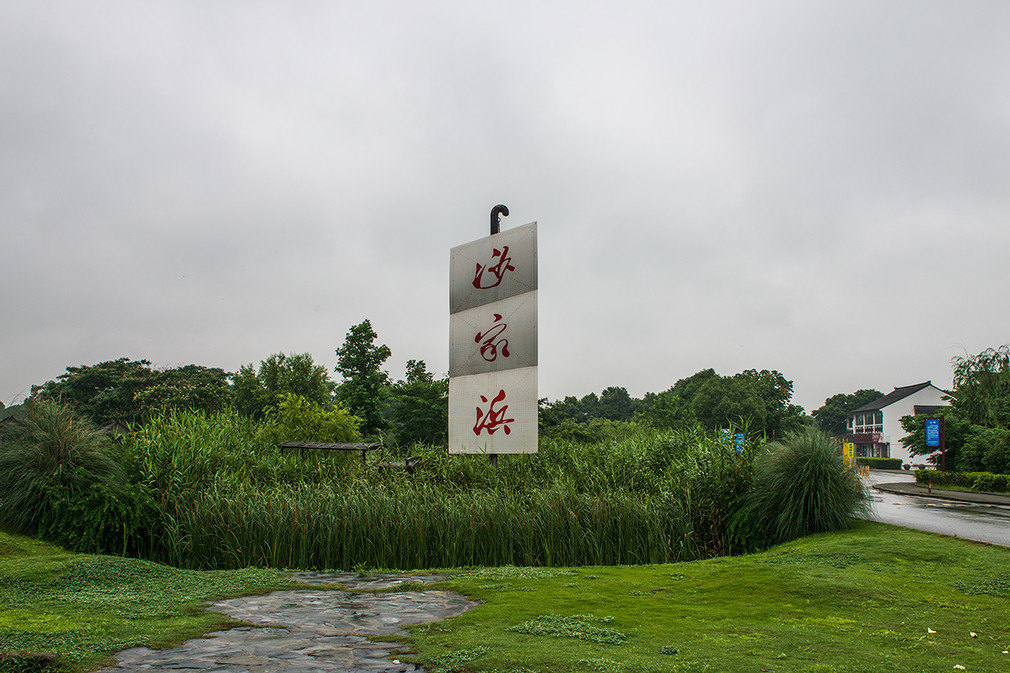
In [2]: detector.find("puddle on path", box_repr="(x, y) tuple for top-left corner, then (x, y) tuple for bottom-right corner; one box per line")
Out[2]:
(97, 572), (477, 673)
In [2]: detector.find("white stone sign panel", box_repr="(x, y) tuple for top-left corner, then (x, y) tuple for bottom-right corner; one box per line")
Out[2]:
(449, 220), (538, 455)
(448, 366), (537, 454)
(449, 290), (537, 378)
(449, 221), (537, 313)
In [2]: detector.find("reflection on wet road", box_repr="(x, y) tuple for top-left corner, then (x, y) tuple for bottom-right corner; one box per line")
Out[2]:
(863, 472), (1010, 547)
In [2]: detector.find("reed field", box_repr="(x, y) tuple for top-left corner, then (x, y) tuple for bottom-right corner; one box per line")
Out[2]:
(2, 403), (865, 570)
(118, 412), (756, 570)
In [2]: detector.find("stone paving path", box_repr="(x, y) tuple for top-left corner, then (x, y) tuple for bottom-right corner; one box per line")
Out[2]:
(97, 573), (477, 673)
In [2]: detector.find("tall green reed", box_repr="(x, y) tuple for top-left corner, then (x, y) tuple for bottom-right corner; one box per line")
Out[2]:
(48, 409), (763, 569)
(162, 483), (687, 570)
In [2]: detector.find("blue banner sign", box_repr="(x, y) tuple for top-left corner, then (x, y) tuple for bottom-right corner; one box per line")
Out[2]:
(925, 418), (941, 447)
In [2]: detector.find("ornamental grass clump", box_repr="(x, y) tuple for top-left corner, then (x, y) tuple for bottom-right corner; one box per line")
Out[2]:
(732, 428), (868, 549)
(0, 398), (122, 535)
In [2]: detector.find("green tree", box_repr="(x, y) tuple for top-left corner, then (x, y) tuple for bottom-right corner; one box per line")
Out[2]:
(812, 389), (884, 435)
(637, 390), (696, 430)
(335, 320), (391, 435)
(599, 386), (634, 422)
(34, 359), (231, 426)
(684, 369), (804, 438)
(578, 392), (602, 420)
(34, 358), (158, 426)
(691, 376), (767, 431)
(670, 368), (719, 403)
(386, 360), (448, 447)
(231, 352), (335, 420)
(133, 365), (231, 418)
(733, 369), (807, 438)
(539, 396), (584, 428)
(949, 345), (1010, 429)
(960, 426), (1010, 474)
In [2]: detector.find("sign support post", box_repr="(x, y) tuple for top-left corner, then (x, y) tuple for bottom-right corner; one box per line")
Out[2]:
(940, 416), (946, 472)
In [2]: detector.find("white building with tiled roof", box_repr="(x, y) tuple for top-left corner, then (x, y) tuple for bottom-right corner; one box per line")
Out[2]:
(841, 382), (948, 467)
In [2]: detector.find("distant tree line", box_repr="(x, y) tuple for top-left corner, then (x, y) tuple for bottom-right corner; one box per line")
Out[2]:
(27, 319), (855, 448)
(540, 367), (808, 441)
(26, 319), (446, 449)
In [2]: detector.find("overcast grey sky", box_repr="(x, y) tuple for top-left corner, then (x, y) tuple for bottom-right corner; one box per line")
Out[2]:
(2, 1), (1008, 413)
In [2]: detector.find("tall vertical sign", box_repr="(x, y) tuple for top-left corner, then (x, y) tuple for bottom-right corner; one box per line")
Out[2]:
(924, 418), (940, 447)
(842, 441), (855, 469)
(448, 220), (538, 454)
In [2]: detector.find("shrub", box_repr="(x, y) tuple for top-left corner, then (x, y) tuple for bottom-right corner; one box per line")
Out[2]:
(916, 469), (1010, 493)
(732, 428), (868, 549)
(540, 418), (644, 445)
(35, 469), (159, 556)
(0, 399), (123, 536)
(855, 457), (903, 470)
(257, 394), (361, 447)
(973, 473), (997, 492)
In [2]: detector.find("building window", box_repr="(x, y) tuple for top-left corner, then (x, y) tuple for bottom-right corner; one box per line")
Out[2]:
(852, 411), (883, 435)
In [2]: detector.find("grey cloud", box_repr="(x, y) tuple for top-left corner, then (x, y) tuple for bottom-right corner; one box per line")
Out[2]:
(3, 1), (1008, 413)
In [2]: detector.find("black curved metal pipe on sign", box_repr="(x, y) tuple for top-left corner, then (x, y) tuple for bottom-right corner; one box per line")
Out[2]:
(490, 204), (509, 235)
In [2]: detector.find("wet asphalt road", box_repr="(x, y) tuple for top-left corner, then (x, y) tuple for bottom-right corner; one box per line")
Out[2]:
(864, 472), (1010, 547)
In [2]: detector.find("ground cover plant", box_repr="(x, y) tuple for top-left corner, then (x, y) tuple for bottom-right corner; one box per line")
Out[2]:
(410, 522), (1010, 673)
(0, 530), (299, 672)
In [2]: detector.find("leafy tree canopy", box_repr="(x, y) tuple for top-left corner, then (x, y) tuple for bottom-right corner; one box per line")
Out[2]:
(540, 368), (804, 438)
(682, 369), (805, 438)
(386, 359), (448, 447)
(812, 389), (883, 435)
(34, 358), (231, 426)
(335, 319), (391, 435)
(691, 375), (767, 432)
(599, 386), (634, 422)
(231, 352), (334, 420)
(636, 390), (696, 430)
(670, 368), (718, 402)
(949, 345), (1010, 429)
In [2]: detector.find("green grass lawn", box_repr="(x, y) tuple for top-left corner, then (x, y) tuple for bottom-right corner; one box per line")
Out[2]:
(414, 521), (1010, 673)
(3, 522), (1010, 673)
(0, 531), (299, 671)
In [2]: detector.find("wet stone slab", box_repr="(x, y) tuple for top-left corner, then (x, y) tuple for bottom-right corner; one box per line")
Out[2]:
(213, 589), (475, 637)
(286, 572), (447, 590)
(97, 573), (477, 673)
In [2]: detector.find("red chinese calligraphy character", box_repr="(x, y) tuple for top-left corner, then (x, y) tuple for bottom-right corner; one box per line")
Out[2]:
(473, 389), (514, 436)
(474, 313), (510, 362)
(472, 246), (515, 289)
